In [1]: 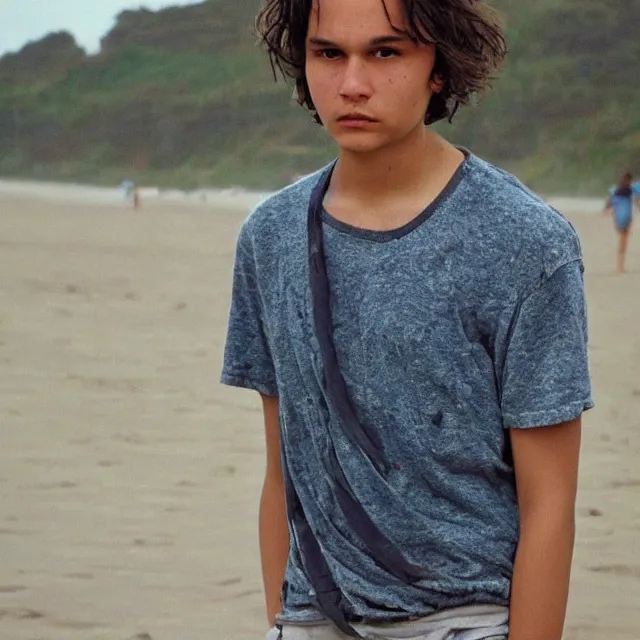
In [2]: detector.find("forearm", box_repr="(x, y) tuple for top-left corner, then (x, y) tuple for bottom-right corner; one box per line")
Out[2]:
(259, 475), (290, 626)
(508, 510), (575, 640)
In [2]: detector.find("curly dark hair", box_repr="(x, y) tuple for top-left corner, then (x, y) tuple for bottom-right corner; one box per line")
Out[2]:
(256, 0), (508, 125)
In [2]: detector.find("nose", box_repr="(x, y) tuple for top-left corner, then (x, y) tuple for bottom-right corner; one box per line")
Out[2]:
(338, 56), (373, 102)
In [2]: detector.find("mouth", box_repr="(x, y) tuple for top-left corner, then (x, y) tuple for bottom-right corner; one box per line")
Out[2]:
(337, 113), (378, 127)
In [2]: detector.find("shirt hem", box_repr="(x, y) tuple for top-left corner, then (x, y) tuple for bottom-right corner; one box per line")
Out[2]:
(277, 595), (510, 625)
(275, 611), (326, 625)
(220, 371), (277, 397)
(504, 397), (594, 429)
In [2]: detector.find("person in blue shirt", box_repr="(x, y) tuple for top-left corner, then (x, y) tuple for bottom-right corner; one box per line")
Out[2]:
(221, 0), (593, 638)
(605, 172), (640, 273)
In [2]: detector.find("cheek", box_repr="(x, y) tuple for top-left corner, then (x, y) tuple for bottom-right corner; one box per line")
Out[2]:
(386, 73), (430, 110)
(306, 63), (335, 101)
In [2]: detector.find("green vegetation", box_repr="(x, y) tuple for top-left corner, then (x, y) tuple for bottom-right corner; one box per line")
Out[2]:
(0, 0), (637, 193)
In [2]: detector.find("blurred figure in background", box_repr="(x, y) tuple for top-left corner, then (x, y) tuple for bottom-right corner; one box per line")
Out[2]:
(133, 187), (141, 211)
(120, 178), (135, 200)
(604, 172), (640, 273)
(120, 178), (141, 211)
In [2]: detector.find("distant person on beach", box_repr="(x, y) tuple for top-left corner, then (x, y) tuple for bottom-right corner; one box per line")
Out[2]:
(120, 179), (135, 199)
(221, 1), (592, 639)
(120, 179), (141, 211)
(133, 187), (141, 211)
(604, 171), (640, 273)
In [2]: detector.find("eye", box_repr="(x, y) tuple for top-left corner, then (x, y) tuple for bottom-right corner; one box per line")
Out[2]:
(318, 48), (342, 60)
(374, 48), (400, 59)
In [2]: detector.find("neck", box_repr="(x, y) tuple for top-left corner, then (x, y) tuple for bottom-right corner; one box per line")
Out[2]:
(331, 127), (459, 203)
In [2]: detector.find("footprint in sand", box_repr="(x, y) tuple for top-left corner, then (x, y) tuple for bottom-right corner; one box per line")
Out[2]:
(98, 460), (120, 468)
(0, 585), (26, 594)
(133, 537), (174, 548)
(610, 479), (640, 488)
(0, 528), (33, 536)
(212, 465), (237, 478)
(34, 481), (77, 490)
(587, 565), (640, 578)
(217, 577), (242, 587)
(0, 607), (45, 620)
(51, 618), (100, 630)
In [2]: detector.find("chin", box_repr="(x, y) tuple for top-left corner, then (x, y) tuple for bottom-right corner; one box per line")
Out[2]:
(339, 144), (386, 155)
(332, 132), (388, 155)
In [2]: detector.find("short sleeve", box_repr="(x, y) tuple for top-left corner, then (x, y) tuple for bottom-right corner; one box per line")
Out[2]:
(220, 223), (278, 397)
(499, 259), (593, 428)
(633, 182), (640, 196)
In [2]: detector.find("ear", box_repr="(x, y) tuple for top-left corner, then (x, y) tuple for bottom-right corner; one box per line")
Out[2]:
(430, 73), (444, 94)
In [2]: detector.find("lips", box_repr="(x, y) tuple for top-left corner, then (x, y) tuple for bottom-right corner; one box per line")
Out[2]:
(338, 113), (377, 122)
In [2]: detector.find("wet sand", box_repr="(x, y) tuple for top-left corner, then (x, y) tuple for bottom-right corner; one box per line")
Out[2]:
(0, 190), (638, 639)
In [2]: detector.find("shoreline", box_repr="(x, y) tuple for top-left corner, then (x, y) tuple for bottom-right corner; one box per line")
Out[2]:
(0, 178), (273, 212)
(0, 177), (604, 216)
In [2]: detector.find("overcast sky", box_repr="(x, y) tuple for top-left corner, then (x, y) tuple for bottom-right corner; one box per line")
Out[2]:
(0, 1), (201, 56)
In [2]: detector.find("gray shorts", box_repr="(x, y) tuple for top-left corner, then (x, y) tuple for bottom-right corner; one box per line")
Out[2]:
(266, 627), (508, 640)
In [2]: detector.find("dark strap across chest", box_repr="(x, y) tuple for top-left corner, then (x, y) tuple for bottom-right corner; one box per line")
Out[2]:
(279, 168), (429, 636)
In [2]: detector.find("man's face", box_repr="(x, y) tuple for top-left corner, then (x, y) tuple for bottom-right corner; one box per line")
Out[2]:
(305, 0), (438, 155)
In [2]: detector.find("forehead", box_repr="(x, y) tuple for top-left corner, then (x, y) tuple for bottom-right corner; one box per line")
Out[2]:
(308, 0), (408, 40)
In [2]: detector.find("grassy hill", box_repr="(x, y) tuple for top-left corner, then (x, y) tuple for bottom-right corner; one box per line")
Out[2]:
(0, 0), (638, 193)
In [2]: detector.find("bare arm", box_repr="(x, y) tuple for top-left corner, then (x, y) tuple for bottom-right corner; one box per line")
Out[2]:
(259, 393), (290, 627)
(508, 417), (582, 640)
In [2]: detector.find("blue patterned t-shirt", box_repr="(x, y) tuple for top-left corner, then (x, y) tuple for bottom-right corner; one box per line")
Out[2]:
(220, 152), (593, 624)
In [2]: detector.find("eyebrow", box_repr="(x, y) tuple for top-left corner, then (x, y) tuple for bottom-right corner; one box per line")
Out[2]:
(307, 35), (409, 47)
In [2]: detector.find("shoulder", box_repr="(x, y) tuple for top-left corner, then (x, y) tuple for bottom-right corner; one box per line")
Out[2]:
(238, 167), (328, 250)
(459, 155), (583, 283)
(633, 182), (640, 196)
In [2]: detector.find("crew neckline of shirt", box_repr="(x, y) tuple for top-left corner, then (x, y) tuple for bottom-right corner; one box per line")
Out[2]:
(321, 148), (471, 243)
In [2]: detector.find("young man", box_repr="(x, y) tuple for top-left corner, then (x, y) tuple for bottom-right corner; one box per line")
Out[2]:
(221, 0), (593, 638)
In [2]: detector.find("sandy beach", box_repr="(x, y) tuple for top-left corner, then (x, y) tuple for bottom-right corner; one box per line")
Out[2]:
(0, 186), (639, 640)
